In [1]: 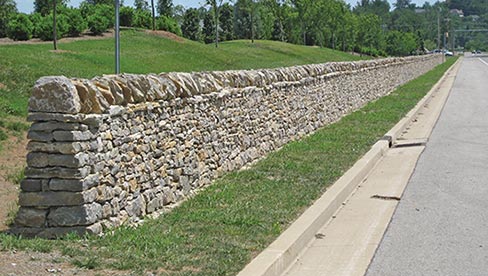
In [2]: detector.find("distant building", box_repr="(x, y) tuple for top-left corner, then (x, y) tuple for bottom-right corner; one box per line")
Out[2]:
(450, 9), (464, 17)
(415, 8), (425, 14)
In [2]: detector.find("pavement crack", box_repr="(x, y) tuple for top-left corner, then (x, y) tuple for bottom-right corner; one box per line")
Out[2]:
(371, 195), (401, 201)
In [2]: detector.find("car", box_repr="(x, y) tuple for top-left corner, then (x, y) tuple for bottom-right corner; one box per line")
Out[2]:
(476, 50), (482, 54)
(444, 50), (454, 56)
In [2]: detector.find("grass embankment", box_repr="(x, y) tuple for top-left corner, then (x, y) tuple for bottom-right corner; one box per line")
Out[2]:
(0, 57), (458, 275)
(0, 29), (362, 119)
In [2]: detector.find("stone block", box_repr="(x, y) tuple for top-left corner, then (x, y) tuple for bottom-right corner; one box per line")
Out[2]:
(27, 131), (53, 142)
(14, 207), (48, 227)
(27, 141), (90, 154)
(20, 179), (45, 192)
(27, 152), (90, 168)
(19, 189), (97, 207)
(28, 76), (81, 114)
(27, 112), (84, 123)
(9, 223), (102, 238)
(30, 121), (88, 132)
(25, 166), (91, 179)
(53, 130), (94, 142)
(49, 174), (100, 192)
(47, 203), (102, 227)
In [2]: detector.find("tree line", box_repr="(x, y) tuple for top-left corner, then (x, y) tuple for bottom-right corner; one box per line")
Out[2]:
(0, 0), (487, 56)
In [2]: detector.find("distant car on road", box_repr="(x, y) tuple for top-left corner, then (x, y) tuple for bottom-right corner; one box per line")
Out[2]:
(472, 50), (482, 54)
(444, 50), (454, 56)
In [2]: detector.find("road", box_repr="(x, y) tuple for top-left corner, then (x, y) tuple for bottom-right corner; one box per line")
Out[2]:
(366, 55), (488, 275)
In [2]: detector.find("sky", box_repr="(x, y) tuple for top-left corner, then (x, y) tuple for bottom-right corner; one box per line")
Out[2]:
(15, 0), (438, 14)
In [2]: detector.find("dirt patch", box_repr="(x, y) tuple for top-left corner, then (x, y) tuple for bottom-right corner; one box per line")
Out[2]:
(144, 30), (185, 43)
(49, 50), (77, 54)
(0, 83), (6, 90)
(0, 135), (27, 231)
(0, 31), (114, 46)
(0, 250), (134, 276)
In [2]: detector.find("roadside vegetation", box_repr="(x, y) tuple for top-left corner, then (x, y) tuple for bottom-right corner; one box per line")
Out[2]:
(0, 57), (458, 275)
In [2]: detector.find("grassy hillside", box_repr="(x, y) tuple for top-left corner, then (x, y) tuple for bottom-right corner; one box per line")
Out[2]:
(0, 30), (363, 118)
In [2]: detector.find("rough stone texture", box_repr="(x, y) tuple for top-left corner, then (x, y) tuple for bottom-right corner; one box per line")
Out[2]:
(29, 76), (82, 114)
(14, 55), (443, 236)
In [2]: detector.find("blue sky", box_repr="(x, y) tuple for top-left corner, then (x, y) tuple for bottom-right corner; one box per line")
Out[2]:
(15, 0), (439, 14)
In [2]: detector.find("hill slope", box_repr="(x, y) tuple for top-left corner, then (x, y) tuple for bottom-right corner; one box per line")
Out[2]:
(0, 30), (363, 118)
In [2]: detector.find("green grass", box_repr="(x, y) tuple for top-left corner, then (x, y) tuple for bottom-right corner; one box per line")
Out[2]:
(0, 57), (458, 275)
(0, 30), (363, 118)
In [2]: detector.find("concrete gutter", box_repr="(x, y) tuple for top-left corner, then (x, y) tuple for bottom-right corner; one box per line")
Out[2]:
(237, 57), (462, 276)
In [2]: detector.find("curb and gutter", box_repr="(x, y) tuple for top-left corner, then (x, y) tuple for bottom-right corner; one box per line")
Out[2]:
(237, 57), (462, 276)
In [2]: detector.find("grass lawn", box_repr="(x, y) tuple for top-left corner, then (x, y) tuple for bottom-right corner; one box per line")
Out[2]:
(0, 29), (363, 119)
(0, 57), (458, 275)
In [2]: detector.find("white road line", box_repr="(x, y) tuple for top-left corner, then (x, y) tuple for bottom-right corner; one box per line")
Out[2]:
(478, 58), (488, 67)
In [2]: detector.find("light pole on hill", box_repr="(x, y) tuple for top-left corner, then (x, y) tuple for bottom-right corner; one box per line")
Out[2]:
(115, 0), (121, 74)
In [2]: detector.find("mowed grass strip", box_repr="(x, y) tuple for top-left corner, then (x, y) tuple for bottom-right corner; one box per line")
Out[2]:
(0, 57), (457, 275)
(0, 29), (363, 118)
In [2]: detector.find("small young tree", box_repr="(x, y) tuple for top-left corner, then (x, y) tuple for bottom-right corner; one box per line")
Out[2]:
(206, 0), (223, 47)
(181, 8), (201, 41)
(7, 13), (33, 41)
(0, 0), (17, 38)
(157, 0), (173, 17)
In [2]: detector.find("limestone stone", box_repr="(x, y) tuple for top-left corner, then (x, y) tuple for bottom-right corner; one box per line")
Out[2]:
(25, 166), (91, 179)
(14, 207), (48, 227)
(47, 203), (102, 226)
(53, 130), (94, 141)
(27, 152), (90, 168)
(49, 174), (100, 192)
(29, 76), (81, 114)
(19, 189), (97, 207)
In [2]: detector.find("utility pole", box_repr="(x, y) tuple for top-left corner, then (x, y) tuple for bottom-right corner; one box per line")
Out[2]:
(53, 0), (57, 50)
(437, 7), (441, 50)
(115, 0), (120, 74)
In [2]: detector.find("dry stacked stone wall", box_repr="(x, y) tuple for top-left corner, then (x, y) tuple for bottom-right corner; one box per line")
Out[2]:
(13, 55), (443, 237)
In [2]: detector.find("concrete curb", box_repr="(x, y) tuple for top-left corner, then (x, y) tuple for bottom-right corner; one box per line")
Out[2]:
(383, 57), (462, 145)
(237, 58), (462, 276)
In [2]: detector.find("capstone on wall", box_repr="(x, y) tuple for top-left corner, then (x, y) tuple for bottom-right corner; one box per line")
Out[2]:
(13, 55), (443, 237)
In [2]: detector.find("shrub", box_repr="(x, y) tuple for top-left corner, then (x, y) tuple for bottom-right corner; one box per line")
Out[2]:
(64, 8), (87, 37)
(120, 6), (134, 27)
(6, 13), (33, 41)
(87, 13), (110, 35)
(156, 16), (182, 36)
(35, 13), (70, 41)
(133, 10), (152, 29)
(29, 12), (43, 38)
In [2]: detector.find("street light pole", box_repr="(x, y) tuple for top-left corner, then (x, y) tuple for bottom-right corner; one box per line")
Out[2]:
(115, 0), (120, 74)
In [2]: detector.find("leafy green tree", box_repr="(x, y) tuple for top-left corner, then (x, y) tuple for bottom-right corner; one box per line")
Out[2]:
(202, 11), (214, 44)
(6, 13), (33, 41)
(385, 30), (417, 56)
(181, 8), (201, 41)
(133, 9), (152, 28)
(34, 0), (67, 15)
(86, 4), (113, 34)
(135, 0), (149, 11)
(64, 8), (87, 37)
(120, 6), (134, 27)
(156, 16), (182, 36)
(219, 3), (234, 41)
(157, 0), (173, 17)
(206, 0), (224, 47)
(0, 0), (17, 38)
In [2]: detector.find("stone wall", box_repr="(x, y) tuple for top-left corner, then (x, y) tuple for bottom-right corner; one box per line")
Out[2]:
(13, 55), (443, 237)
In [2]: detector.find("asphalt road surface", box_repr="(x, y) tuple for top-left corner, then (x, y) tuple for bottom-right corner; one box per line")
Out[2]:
(366, 55), (488, 276)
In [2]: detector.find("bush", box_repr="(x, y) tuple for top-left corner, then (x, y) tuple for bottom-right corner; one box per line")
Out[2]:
(35, 13), (70, 41)
(64, 8), (87, 37)
(29, 13), (43, 38)
(133, 10), (152, 29)
(6, 13), (33, 41)
(120, 6), (134, 27)
(87, 13), (110, 35)
(156, 16), (182, 36)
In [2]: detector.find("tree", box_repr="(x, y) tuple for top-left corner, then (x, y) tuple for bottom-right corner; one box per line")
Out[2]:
(134, 0), (149, 11)
(206, 0), (224, 47)
(34, 0), (67, 15)
(157, 0), (173, 17)
(394, 0), (412, 10)
(181, 8), (201, 41)
(6, 13), (33, 41)
(219, 3), (234, 41)
(0, 0), (17, 38)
